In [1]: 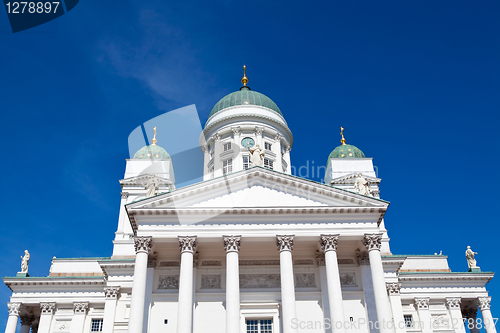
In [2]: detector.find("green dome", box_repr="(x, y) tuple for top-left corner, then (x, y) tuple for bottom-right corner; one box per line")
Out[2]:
(209, 87), (283, 118)
(328, 144), (365, 159)
(133, 144), (170, 159)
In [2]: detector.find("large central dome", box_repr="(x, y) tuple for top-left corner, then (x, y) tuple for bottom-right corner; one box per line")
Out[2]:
(209, 86), (283, 118)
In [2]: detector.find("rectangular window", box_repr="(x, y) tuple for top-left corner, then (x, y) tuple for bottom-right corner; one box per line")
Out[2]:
(223, 158), (233, 174)
(264, 158), (273, 170)
(224, 142), (232, 151)
(265, 142), (272, 151)
(91, 319), (103, 332)
(246, 319), (273, 333)
(243, 155), (250, 170)
(404, 315), (413, 328)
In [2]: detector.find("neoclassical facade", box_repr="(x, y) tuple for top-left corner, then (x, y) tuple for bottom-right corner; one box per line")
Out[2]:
(3, 71), (496, 333)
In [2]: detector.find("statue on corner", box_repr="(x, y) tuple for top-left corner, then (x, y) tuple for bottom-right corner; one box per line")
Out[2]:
(20, 250), (30, 273)
(145, 174), (160, 198)
(249, 145), (264, 167)
(354, 173), (371, 196)
(465, 246), (479, 270)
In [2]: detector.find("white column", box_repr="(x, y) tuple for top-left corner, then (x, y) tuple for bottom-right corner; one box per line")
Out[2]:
(363, 233), (394, 333)
(70, 302), (88, 333)
(103, 287), (120, 333)
(255, 126), (264, 148)
(232, 127), (242, 171)
(273, 132), (283, 172)
(386, 283), (405, 333)
(20, 314), (35, 333)
(463, 306), (480, 333)
(38, 303), (55, 333)
(415, 298), (432, 333)
(317, 253), (332, 333)
(177, 236), (197, 333)
(5, 303), (21, 333)
(446, 298), (466, 333)
(128, 236), (153, 333)
(143, 257), (155, 333)
(478, 297), (497, 333)
(320, 235), (346, 333)
(202, 145), (210, 180)
(224, 236), (241, 333)
(212, 133), (223, 178)
(277, 235), (298, 333)
(357, 251), (378, 333)
(284, 146), (291, 174)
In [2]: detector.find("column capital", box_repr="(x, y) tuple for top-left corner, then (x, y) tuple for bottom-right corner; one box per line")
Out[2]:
(446, 297), (461, 309)
(133, 236), (153, 254)
(40, 302), (55, 315)
(363, 233), (383, 251)
(274, 132), (283, 142)
(276, 235), (294, 252)
(201, 145), (209, 153)
(7, 302), (22, 316)
(120, 192), (129, 199)
(73, 302), (88, 314)
(415, 297), (430, 310)
(20, 314), (35, 326)
(223, 236), (241, 253)
(478, 297), (491, 310)
(104, 286), (120, 299)
(254, 126), (264, 136)
(178, 236), (197, 254)
(386, 282), (401, 295)
(231, 126), (241, 136)
(320, 234), (339, 252)
(211, 132), (221, 142)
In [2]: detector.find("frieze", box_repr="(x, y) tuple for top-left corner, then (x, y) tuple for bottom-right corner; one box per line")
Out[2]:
(240, 260), (280, 266)
(240, 274), (281, 288)
(201, 274), (222, 289)
(294, 259), (315, 265)
(158, 275), (179, 290)
(340, 273), (356, 286)
(295, 273), (316, 288)
(201, 260), (222, 266)
(158, 261), (180, 267)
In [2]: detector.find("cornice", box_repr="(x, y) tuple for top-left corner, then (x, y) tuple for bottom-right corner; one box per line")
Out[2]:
(3, 276), (106, 291)
(399, 272), (494, 282)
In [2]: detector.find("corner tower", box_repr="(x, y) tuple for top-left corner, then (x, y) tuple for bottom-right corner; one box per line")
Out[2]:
(201, 66), (293, 180)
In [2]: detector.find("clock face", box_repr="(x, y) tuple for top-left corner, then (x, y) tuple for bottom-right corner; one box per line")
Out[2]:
(241, 137), (255, 148)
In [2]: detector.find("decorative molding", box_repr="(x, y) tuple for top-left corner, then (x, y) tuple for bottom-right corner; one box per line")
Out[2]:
(73, 302), (88, 314)
(294, 259), (315, 265)
(276, 235), (294, 252)
(338, 259), (355, 265)
(104, 286), (120, 299)
(239, 260), (280, 266)
(415, 298), (430, 310)
(201, 260), (222, 266)
(178, 236), (197, 254)
(386, 282), (401, 295)
(274, 132), (283, 143)
(478, 297), (491, 310)
(254, 126), (264, 136)
(240, 274), (281, 288)
(53, 320), (70, 333)
(363, 233), (382, 251)
(223, 235), (241, 253)
(120, 192), (129, 199)
(7, 303), (22, 316)
(315, 251), (325, 266)
(133, 236), (153, 254)
(147, 256), (157, 268)
(432, 314), (450, 328)
(40, 302), (55, 315)
(201, 274), (221, 289)
(320, 234), (339, 252)
(158, 260), (180, 267)
(158, 275), (179, 289)
(340, 273), (356, 286)
(211, 133), (221, 142)
(356, 250), (370, 265)
(446, 297), (461, 309)
(295, 273), (316, 288)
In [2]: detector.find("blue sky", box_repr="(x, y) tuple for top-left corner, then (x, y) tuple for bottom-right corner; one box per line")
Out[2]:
(1, 0), (499, 329)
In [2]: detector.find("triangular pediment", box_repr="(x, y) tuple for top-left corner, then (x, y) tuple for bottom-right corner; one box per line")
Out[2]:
(127, 167), (388, 211)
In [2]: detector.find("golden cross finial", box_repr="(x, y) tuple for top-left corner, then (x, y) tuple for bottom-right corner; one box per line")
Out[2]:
(340, 127), (346, 145)
(241, 65), (248, 86)
(152, 127), (157, 145)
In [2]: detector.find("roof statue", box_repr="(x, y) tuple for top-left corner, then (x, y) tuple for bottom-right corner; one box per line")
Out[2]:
(20, 250), (29, 274)
(466, 246), (480, 271)
(144, 174), (160, 198)
(354, 173), (371, 196)
(249, 144), (264, 167)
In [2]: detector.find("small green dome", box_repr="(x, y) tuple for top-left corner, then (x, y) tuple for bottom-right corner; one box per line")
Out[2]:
(133, 144), (170, 159)
(209, 87), (282, 118)
(328, 144), (365, 159)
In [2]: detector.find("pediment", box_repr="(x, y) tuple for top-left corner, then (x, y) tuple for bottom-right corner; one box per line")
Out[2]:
(127, 168), (388, 211)
(329, 173), (381, 185)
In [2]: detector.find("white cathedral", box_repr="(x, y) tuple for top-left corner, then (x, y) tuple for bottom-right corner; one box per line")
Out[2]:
(3, 69), (497, 333)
